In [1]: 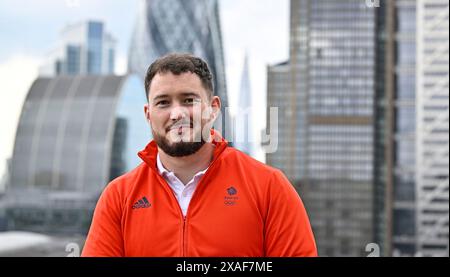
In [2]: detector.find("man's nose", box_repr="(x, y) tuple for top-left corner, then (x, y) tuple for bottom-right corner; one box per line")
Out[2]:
(169, 105), (189, 121)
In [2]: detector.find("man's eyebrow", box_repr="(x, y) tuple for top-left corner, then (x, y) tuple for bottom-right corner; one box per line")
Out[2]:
(152, 94), (169, 102)
(152, 92), (201, 102)
(180, 92), (201, 98)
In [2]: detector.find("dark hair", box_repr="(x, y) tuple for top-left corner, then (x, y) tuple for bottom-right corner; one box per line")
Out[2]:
(144, 53), (214, 101)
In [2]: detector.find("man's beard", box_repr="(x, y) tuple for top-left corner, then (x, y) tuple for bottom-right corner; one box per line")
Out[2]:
(152, 126), (206, 157)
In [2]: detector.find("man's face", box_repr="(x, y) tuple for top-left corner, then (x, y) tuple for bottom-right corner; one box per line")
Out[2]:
(144, 71), (221, 157)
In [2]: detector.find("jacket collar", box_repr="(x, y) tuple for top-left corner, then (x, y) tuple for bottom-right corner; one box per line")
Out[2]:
(138, 129), (228, 171)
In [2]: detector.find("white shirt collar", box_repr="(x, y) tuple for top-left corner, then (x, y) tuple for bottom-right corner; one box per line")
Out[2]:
(156, 153), (209, 182)
(156, 153), (210, 216)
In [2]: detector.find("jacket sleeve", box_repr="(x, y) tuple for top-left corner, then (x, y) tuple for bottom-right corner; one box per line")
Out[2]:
(81, 182), (124, 257)
(263, 170), (318, 257)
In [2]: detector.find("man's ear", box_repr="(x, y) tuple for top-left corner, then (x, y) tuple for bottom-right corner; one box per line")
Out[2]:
(210, 96), (222, 121)
(144, 103), (151, 123)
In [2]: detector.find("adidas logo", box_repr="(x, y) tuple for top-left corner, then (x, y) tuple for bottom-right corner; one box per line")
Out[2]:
(132, 196), (151, 209)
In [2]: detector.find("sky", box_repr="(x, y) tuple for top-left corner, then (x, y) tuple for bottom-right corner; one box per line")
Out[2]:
(0, 0), (290, 187)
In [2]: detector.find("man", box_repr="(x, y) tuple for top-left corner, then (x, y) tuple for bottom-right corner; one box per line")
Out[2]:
(82, 53), (317, 257)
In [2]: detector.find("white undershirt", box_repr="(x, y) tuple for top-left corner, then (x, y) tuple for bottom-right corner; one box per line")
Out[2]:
(156, 153), (209, 217)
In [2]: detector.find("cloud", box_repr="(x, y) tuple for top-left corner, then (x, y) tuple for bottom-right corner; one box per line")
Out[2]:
(0, 55), (40, 188)
(0, 0), (140, 62)
(0, 0), (110, 18)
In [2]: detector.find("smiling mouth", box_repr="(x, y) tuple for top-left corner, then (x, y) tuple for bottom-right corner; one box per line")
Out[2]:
(167, 125), (192, 133)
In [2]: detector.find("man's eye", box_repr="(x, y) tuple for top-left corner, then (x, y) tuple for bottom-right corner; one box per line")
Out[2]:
(185, 98), (200, 104)
(156, 100), (169, 106)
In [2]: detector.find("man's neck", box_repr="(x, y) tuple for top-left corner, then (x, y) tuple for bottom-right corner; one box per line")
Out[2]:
(158, 143), (214, 185)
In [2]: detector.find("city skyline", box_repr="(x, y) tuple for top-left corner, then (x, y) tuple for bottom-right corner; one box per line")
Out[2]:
(0, 0), (447, 256)
(0, 0), (290, 185)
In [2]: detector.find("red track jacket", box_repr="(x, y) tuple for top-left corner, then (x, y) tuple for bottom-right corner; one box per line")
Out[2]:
(82, 130), (317, 257)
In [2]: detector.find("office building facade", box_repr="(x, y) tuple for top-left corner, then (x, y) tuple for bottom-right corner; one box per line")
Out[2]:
(39, 21), (116, 76)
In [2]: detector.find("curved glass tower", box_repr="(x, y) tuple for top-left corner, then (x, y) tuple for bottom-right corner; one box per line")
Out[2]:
(128, 0), (230, 137)
(7, 75), (150, 234)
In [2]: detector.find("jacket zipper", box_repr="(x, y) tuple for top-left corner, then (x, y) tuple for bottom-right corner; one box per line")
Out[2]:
(155, 174), (186, 256)
(182, 216), (186, 256)
(181, 155), (223, 255)
(153, 146), (226, 257)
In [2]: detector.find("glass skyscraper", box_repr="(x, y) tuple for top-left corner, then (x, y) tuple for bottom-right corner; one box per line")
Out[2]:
(267, 61), (291, 174)
(391, 0), (418, 256)
(268, 0), (381, 256)
(234, 54), (255, 156)
(128, 0), (230, 138)
(376, 0), (449, 258)
(415, 0), (449, 257)
(268, 0), (448, 257)
(39, 21), (116, 76)
(6, 75), (150, 234)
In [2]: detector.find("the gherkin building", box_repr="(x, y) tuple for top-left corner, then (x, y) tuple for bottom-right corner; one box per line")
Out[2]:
(128, 0), (230, 137)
